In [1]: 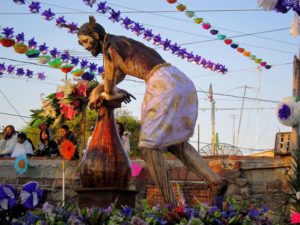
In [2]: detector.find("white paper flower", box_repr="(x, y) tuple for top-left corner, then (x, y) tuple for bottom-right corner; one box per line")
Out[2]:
(257, 0), (278, 11)
(276, 96), (300, 126)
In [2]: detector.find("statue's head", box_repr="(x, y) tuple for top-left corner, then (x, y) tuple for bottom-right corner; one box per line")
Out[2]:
(77, 16), (106, 57)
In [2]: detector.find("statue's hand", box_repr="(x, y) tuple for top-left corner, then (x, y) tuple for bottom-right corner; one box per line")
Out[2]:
(88, 84), (104, 109)
(116, 88), (136, 104)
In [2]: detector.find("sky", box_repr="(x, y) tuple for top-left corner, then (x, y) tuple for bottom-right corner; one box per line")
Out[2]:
(0, 0), (299, 155)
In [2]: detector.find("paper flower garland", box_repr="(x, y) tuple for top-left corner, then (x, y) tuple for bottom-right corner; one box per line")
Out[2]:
(0, 62), (46, 80)
(20, 181), (44, 209)
(14, 154), (29, 174)
(276, 96), (300, 126)
(0, 184), (18, 210)
(166, 0), (271, 69)
(11, 0), (227, 73)
(59, 140), (76, 160)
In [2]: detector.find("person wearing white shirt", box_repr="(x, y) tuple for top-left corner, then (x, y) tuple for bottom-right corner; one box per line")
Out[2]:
(11, 132), (34, 157)
(116, 122), (131, 154)
(0, 125), (18, 157)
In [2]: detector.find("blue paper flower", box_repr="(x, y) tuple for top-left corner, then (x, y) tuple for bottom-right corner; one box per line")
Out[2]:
(122, 17), (134, 29)
(83, 0), (96, 7)
(13, 0), (25, 5)
(7, 65), (15, 74)
(39, 43), (48, 53)
(41, 8), (55, 21)
(50, 48), (60, 58)
(28, 38), (37, 49)
(20, 181), (43, 209)
(14, 154), (28, 174)
(0, 184), (18, 210)
(56, 16), (67, 27)
(37, 72), (46, 80)
(0, 63), (6, 74)
(80, 59), (89, 69)
(153, 34), (162, 46)
(26, 69), (34, 78)
(193, 55), (202, 64)
(67, 22), (79, 34)
(170, 43), (180, 54)
(109, 9), (121, 22)
(2, 27), (14, 39)
(98, 66), (104, 74)
(161, 38), (171, 50)
(96, 1), (109, 14)
(15, 33), (25, 43)
(70, 57), (80, 66)
(29, 1), (41, 13)
(61, 50), (70, 62)
(16, 68), (25, 76)
(278, 104), (291, 120)
(89, 62), (97, 72)
(143, 29), (154, 41)
(131, 22), (144, 36)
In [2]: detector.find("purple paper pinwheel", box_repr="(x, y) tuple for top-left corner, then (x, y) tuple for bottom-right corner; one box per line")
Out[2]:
(20, 181), (44, 209)
(0, 184), (18, 210)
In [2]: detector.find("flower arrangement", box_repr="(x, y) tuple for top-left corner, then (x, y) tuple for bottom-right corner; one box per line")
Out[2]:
(3, 198), (274, 225)
(30, 80), (98, 129)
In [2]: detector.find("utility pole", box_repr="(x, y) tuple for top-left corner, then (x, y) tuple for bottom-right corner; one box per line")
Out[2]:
(291, 56), (300, 152)
(229, 114), (237, 147)
(208, 84), (216, 155)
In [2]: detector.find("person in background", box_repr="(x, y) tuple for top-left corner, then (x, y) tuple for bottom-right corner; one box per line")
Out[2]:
(0, 125), (18, 157)
(83, 126), (94, 155)
(36, 129), (59, 157)
(117, 122), (131, 154)
(58, 125), (78, 159)
(11, 132), (34, 157)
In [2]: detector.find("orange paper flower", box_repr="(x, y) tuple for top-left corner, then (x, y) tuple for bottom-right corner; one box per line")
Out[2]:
(59, 140), (75, 160)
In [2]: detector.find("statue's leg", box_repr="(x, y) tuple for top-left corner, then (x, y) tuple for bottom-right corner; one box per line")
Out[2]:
(168, 141), (228, 204)
(141, 148), (176, 204)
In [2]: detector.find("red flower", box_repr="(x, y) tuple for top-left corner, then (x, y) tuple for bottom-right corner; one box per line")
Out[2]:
(56, 92), (64, 100)
(59, 140), (75, 160)
(60, 103), (78, 119)
(175, 205), (185, 217)
(75, 80), (88, 97)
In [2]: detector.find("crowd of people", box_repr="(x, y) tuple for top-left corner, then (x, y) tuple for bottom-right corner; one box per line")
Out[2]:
(0, 123), (131, 159)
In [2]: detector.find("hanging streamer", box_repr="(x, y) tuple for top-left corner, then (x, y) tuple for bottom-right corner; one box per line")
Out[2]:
(166, 0), (272, 69)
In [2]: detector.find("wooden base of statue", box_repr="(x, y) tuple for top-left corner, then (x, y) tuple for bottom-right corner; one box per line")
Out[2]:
(77, 99), (137, 208)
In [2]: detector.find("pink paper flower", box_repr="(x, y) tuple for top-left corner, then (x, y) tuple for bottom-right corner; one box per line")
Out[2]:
(131, 162), (143, 177)
(291, 212), (300, 224)
(75, 80), (88, 97)
(60, 103), (78, 119)
(56, 92), (64, 100)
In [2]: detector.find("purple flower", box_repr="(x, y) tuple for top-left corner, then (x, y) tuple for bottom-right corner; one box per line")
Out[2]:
(131, 22), (144, 36)
(170, 43), (180, 54)
(37, 72), (46, 80)
(13, 0), (25, 4)
(96, 1), (109, 14)
(83, 0), (96, 7)
(7, 65), (15, 74)
(201, 59), (207, 68)
(121, 206), (133, 217)
(248, 208), (261, 219)
(193, 55), (202, 65)
(15, 33), (25, 43)
(186, 52), (195, 62)
(89, 62), (97, 72)
(61, 50), (70, 62)
(29, 1), (41, 13)
(26, 69), (34, 78)
(210, 29), (218, 35)
(122, 17), (134, 29)
(0, 184), (18, 210)
(71, 57), (80, 66)
(50, 48), (60, 58)
(160, 39), (171, 50)
(41, 8), (55, 21)
(98, 66), (104, 74)
(143, 29), (154, 41)
(0, 63), (6, 75)
(28, 38), (37, 49)
(153, 34), (162, 46)
(67, 22), (78, 34)
(39, 43), (48, 53)
(275, 0), (295, 13)
(207, 61), (215, 70)
(209, 206), (219, 215)
(109, 9), (121, 22)
(219, 65), (228, 74)
(16, 68), (25, 76)
(177, 48), (188, 59)
(82, 72), (95, 81)
(2, 27), (14, 39)
(80, 59), (89, 69)
(278, 104), (291, 120)
(56, 16), (67, 27)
